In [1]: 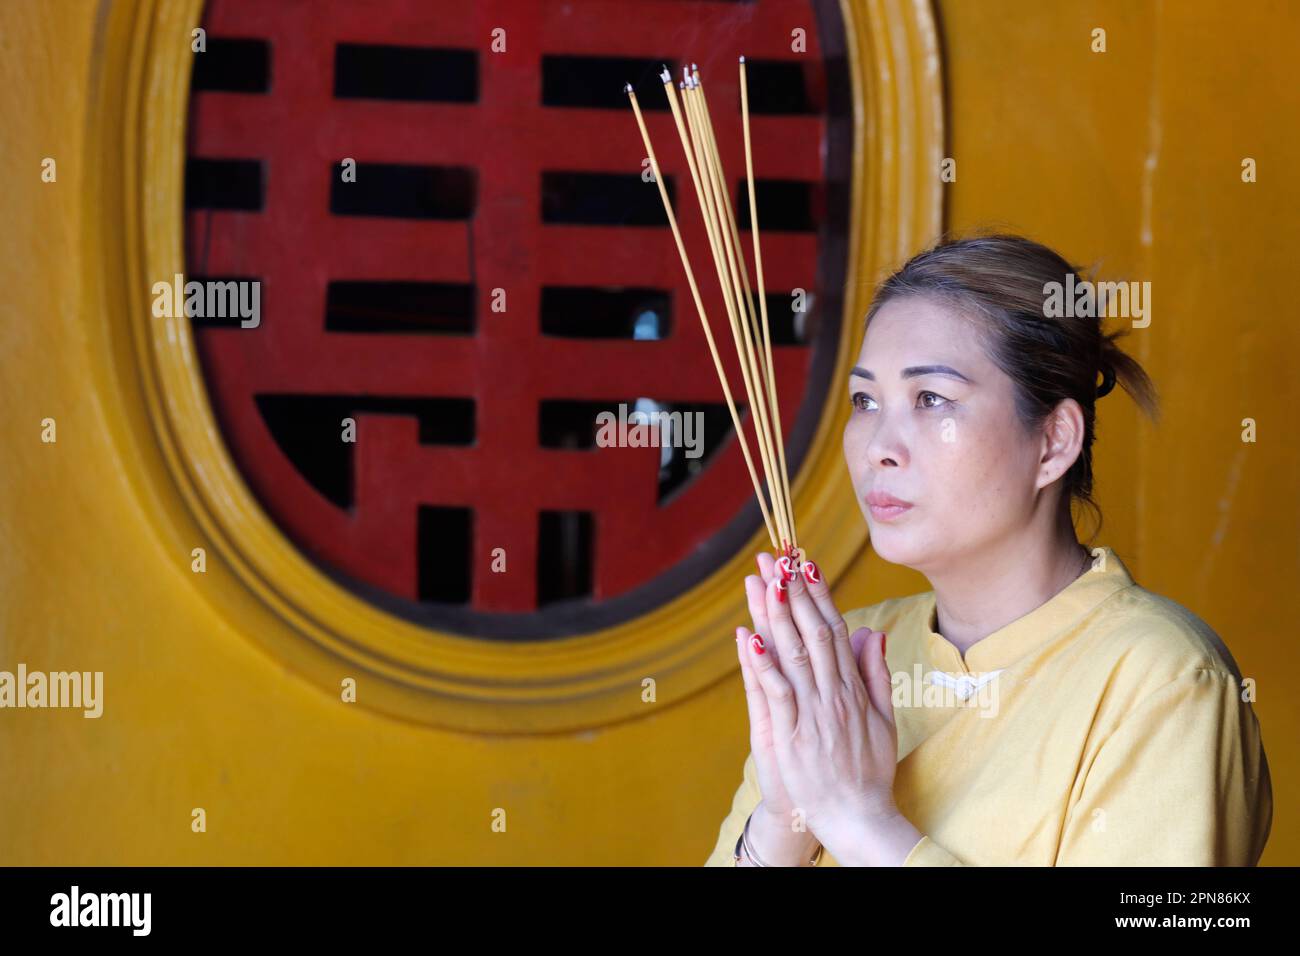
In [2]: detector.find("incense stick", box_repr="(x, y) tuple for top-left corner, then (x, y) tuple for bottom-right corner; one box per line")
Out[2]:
(623, 82), (779, 549)
(738, 56), (798, 557)
(625, 61), (800, 562)
(692, 64), (771, 390)
(692, 63), (796, 557)
(679, 74), (791, 553)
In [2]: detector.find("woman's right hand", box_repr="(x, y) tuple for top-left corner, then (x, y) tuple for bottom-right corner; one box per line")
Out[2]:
(735, 552), (820, 863)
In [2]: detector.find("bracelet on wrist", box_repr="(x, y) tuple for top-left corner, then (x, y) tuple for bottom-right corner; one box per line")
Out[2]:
(733, 811), (824, 866)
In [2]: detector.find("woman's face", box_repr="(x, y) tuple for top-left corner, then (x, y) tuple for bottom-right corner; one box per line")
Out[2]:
(842, 295), (1050, 573)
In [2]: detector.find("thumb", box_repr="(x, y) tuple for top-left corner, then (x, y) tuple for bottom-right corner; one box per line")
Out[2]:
(849, 626), (873, 662)
(852, 627), (893, 719)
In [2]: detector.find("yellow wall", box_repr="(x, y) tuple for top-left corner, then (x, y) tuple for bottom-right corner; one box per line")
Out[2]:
(1, 0), (1294, 864)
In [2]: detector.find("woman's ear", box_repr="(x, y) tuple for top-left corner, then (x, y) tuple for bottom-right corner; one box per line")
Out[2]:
(1037, 398), (1085, 489)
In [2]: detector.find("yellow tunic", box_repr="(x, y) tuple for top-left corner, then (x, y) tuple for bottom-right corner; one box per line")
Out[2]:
(705, 545), (1273, 865)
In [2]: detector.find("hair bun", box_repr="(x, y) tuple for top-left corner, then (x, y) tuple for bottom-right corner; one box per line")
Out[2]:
(1096, 362), (1117, 399)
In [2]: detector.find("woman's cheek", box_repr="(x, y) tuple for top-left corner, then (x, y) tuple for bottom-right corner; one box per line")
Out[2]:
(927, 415), (1009, 511)
(924, 412), (969, 469)
(843, 418), (878, 483)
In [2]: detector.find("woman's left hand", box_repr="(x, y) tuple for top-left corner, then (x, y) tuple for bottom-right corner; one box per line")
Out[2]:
(742, 553), (903, 863)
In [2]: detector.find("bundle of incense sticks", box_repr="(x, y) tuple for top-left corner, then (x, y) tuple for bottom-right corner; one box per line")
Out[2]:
(624, 58), (801, 570)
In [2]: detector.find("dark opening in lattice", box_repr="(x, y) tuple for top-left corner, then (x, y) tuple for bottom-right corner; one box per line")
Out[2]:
(541, 171), (676, 226)
(185, 158), (263, 211)
(761, 291), (815, 344)
(192, 37), (271, 93)
(542, 55), (680, 110)
(418, 506), (473, 603)
(325, 281), (476, 334)
(734, 179), (819, 232)
(537, 511), (593, 605)
(330, 163), (477, 220)
(334, 43), (478, 102)
(735, 59), (819, 115)
(539, 287), (671, 339)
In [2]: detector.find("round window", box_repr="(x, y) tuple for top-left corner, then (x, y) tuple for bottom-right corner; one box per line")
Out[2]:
(183, 0), (852, 639)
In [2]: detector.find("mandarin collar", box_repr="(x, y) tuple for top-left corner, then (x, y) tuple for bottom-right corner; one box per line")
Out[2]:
(923, 546), (1136, 674)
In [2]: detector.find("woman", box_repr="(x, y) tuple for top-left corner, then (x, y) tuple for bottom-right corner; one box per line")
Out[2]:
(705, 234), (1273, 866)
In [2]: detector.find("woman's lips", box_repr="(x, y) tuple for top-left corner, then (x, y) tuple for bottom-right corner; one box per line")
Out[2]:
(868, 502), (912, 521)
(866, 491), (913, 522)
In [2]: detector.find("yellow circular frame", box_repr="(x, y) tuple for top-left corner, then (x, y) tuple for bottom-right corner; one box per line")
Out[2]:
(82, 0), (944, 733)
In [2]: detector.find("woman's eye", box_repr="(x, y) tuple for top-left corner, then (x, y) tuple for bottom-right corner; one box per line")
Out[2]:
(918, 391), (950, 409)
(850, 392), (875, 412)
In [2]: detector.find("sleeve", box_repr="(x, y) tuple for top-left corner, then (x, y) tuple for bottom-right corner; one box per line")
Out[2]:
(903, 835), (967, 866)
(1055, 667), (1273, 865)
(702, 751), (763, 866)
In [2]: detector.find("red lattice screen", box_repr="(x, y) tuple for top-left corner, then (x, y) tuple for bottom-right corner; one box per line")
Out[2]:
(185, 0), (845, 635)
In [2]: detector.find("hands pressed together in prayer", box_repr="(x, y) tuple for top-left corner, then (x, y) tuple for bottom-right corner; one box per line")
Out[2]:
(733, 552), (924, 866)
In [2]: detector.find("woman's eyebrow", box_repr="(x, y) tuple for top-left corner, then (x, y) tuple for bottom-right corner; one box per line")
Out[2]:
(850, 364), (976, 385)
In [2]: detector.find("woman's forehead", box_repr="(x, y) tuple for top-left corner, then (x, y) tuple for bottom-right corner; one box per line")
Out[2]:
(859, 297), (987, 364)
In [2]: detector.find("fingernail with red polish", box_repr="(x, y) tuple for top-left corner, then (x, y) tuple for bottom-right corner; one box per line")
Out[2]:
(881, 633), (888, 656)
(776, 578), (787, 604)
(803, 560), (821, 585)
(750, 634), (766, 655)
(775, 555), (793, 581)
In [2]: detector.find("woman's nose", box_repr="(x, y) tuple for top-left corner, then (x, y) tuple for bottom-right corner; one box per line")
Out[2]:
(864, 414), (907, 469)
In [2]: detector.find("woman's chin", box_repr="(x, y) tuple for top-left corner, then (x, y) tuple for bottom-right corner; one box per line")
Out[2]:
(867, 525), (925, 568)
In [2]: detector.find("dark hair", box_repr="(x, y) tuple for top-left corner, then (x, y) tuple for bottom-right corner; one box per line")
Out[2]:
(865, 233), (1160, 544)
